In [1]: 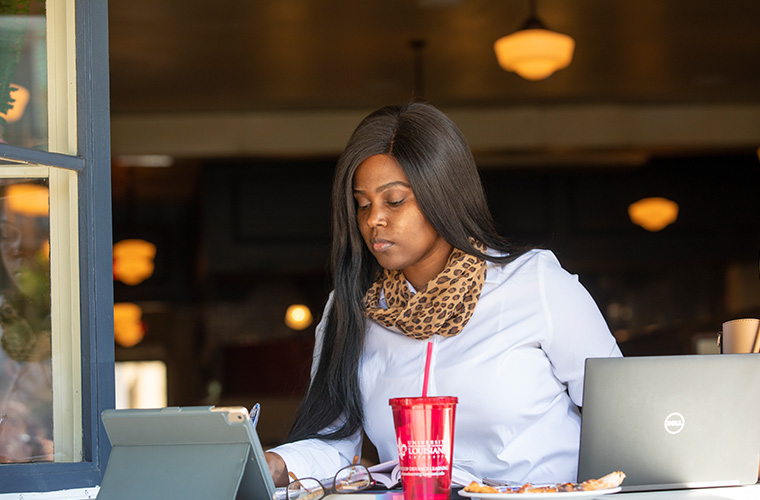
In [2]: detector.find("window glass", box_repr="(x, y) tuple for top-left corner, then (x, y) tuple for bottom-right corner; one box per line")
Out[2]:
(0, 1), (47, 150)
(0, 177), (51, 463)
(115, 361), (168, 409)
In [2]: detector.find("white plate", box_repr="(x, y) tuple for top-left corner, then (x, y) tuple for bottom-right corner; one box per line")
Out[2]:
(458, 486), (622, 499)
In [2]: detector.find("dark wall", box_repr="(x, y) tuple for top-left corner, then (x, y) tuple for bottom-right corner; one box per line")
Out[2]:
(480, 155), (760, 354)
(111, 152), (760, 415)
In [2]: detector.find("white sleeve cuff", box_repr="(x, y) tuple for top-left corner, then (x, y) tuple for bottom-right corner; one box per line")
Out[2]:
(267, 432), (363, 481)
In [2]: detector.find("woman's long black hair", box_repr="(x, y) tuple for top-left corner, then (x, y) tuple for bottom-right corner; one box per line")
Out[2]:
(286, 102), (528, 443)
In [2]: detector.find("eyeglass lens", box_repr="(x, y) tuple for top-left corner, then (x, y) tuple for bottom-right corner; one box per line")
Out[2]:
(334, 464), (372, 492)
(287, 477), (325, 500)
(287, 464), (372, 500)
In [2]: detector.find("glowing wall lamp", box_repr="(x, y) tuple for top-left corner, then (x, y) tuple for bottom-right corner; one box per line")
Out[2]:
(494, 0), (575, 81)
(285, 304), (313, 331)
(628, 197), (679, 231)
(113, 239), (156, 285)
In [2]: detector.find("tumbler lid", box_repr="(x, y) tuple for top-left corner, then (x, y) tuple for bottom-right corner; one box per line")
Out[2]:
(389, 396), (458, 408)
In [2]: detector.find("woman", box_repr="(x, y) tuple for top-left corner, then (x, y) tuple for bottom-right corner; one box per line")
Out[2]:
(266, 102), (621, 486)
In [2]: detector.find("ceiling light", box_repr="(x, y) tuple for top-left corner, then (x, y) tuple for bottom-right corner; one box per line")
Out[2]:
(494, 0), (575, 81)
(628, 197), (679, 232)
(113, 302), (146, 348)
(113, 239), (157, 285)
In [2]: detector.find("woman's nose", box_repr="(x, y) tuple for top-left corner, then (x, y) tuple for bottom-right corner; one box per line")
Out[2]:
(366, 205), (387, 227)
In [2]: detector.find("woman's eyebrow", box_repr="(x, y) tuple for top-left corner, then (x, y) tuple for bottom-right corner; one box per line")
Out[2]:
(353, 180), (410, 194)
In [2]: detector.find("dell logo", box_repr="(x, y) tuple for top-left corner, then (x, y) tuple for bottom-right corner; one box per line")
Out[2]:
(664, 412), (685, 434)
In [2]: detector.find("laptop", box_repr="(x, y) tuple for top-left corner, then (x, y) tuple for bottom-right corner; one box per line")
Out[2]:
(578, 354), (760, 491)
(98, 406), (277, 500)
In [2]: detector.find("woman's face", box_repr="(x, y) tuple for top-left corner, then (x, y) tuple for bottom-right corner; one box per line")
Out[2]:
(352, 154), (452, 289)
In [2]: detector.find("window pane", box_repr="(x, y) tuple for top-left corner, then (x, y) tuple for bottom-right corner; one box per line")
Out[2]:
(0, 2), (48, 150)
(115, 360), (168, 409)
(0, 178), (51, 463)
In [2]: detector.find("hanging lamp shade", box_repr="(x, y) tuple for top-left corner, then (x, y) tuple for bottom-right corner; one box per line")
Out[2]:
(628, 197), (679, 232)
(113, 302), (146, 348)
(113, 239), (157, 285)
(494, 14), (575, 81)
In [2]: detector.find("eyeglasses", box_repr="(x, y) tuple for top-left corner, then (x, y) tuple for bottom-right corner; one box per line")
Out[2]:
(286, 461), (373, 500)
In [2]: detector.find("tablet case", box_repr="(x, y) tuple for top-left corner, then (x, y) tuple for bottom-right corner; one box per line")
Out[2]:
(98, 406), (276, 500)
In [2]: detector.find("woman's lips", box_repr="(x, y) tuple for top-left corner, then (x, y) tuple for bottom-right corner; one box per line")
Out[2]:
(371, 238), (393, 252)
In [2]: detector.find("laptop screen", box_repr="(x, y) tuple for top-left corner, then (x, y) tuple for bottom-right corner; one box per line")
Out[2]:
(578, 354), (760, 491)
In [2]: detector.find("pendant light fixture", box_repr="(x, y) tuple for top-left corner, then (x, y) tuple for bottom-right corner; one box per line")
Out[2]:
(113, 238), (157, 285)
(113, 302), (146, 347)
(113, 167), (157, 285)
(494, 0), (575, 81)
(628, 197), (679, 232)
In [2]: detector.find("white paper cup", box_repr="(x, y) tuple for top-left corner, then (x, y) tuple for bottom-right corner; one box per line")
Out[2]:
(721, 319), (760, 481)
(718, 318), (760, 354)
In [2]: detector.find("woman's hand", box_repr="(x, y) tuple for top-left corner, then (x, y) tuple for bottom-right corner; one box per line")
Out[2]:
(265, 451), (290, 487)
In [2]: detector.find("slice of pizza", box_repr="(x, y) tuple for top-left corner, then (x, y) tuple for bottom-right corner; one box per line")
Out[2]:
(462, 470), (625, 494)
(577, 471), (626, 491)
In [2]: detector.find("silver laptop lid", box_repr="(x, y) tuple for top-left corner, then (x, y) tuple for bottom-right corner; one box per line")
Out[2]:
(578, 354), (760, 491)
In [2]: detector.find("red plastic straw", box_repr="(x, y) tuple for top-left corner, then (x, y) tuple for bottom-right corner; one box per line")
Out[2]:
(421, 341), (433, 397)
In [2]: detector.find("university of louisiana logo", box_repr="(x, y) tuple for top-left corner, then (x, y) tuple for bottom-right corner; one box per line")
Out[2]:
(396, 437), (407, 460)
(664, 412), (685, 434)
(407, 439), (447, 456)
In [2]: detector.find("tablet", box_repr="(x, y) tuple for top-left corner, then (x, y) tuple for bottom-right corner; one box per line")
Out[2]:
(98, 406), (276, 500)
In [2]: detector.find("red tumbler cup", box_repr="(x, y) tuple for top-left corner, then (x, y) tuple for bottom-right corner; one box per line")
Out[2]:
(389, 396), (458, 500)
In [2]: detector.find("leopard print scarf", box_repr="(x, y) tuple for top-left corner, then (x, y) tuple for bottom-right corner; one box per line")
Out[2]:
(363, 244), (487, 340)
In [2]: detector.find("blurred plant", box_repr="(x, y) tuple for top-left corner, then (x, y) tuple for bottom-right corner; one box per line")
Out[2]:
(0, 0), (42, 136)
(0, 247), (50, 362)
